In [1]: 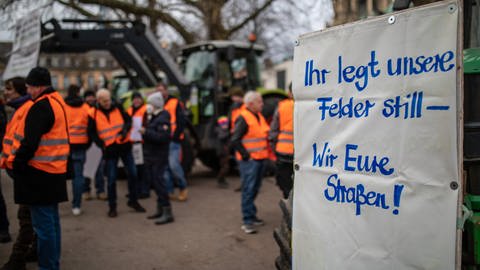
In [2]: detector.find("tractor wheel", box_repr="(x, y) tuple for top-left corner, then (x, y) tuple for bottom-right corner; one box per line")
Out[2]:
(197, 150), (220, 171)
(181, 130), (196, 175)
(274, 191), (293, 270)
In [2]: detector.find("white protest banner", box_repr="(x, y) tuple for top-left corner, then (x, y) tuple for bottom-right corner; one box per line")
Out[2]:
(292, 1), (460, 269)
(83, 144), (102, 179)
(3, 9), (42, 80)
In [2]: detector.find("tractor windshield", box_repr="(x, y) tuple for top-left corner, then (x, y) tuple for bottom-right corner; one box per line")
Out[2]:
(184, 51), (216, 90)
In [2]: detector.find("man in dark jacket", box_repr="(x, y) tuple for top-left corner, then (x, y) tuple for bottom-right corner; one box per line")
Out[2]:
(13, 67), (69, 270)
(231, 91), (269, 234)
(88, 89), (145, 217)
(141, 92), (174, 225)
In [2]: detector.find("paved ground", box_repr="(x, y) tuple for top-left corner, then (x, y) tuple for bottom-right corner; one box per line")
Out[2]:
(0, 162), (283, 270)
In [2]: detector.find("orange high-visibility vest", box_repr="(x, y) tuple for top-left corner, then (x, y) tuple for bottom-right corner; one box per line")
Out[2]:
(235, 109), (270, 160)
(230, 103), (246, 133)
(12, 92), (70, 174)
(65, 103), (90, 144)
(89, 106), (130, 147)
(127, 104), (146, 142)
(164, 97), (184, 140)
(0, 100), (33, 169)
(275, 99), (294, 155)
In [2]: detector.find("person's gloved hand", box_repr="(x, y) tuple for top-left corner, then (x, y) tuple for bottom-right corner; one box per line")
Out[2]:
(241, 153), (250, 161)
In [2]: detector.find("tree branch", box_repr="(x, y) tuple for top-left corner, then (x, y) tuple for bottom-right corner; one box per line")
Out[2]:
(226, 0), (276, 37)
(71, 0), (195, 43)
(182, 0), (202, 10)
(56, 0), (98, 18)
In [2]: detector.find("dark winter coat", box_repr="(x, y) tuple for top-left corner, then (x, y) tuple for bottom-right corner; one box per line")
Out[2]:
(143, 110), (171, 163)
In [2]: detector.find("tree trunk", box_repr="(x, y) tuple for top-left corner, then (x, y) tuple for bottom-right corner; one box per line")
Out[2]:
(202, 0), (228, 40)
(333, 0), (350, 26)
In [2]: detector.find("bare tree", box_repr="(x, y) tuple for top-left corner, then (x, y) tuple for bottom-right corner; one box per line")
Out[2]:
(0, 0), (333, 62)
(50, 0), (277, 44)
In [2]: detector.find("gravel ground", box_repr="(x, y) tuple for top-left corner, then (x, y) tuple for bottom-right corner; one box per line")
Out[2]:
(0, 162), (283, 270)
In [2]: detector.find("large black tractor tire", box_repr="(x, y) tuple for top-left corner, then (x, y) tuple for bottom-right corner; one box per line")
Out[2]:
(181, 129), (196, 175)
(274, 191), (293, 270)
(197, 150), (220, 171)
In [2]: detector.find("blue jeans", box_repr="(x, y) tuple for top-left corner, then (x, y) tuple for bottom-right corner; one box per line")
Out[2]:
(165, 142), (187, 193)
(70, 149), (86, 208)
(30, 204), (61, 270)
(105, 150), (138, 208)
(239, 159), (265, 225)
(83, 158), (105, 194)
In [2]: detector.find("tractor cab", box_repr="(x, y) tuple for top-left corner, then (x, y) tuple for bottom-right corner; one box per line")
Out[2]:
(178, 41), (264, 124)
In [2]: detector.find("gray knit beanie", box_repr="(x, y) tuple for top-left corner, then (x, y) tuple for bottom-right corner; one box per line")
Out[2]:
(147, 92), (164, 110)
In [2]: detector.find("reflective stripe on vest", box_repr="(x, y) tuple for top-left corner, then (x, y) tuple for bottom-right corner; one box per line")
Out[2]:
(3, 139), (13, 145)
(235, 109), (270, 160)
(230, 103), (246, 133)
(14, 92), (70, 174)
(127, 104), (146, 142)
(276, 99), (294, 155)
(0, 100), (34, 169)
(90, 107), (129, 146)
(65, 103), (90, 144)
(164, 97), (184, 140)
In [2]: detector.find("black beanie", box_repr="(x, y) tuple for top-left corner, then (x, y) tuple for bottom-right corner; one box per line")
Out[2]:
(25, 67), (52, 87)
(131, 91), (143, 101)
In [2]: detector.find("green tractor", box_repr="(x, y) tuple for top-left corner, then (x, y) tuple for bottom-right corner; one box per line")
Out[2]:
(177, 40), (287, 170)
(462, 47), (480, 269)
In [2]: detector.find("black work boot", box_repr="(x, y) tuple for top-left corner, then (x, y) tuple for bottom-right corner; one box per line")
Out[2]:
(25, 246), (38, 262)
(155, 206), (174, 225)
(0, 231), (11, 243)
(108, 206), (117, 218)
(147, 202), (162, 219)
(217, 178), (229, 189)
(127, 201), (146, 213)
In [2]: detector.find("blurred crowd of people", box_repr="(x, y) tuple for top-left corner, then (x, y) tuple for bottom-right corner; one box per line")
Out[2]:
(0, 66), (294, 269)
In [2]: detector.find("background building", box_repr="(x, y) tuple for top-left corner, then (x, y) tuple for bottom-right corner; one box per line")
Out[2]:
(332, 0), (391, 25)
(38, 50), (119, 92)
(261, 59), (292, 92)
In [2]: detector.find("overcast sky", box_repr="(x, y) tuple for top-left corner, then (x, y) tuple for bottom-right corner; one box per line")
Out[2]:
(0, 0), (334, 60)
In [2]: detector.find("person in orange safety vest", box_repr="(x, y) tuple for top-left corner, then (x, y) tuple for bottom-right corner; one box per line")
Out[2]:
(64, 84), (91, 216)
(268, 85), (294, 199)
(87, 89), (145, 218)
(156, 82), (188, 201)
(0, 76), (37, 270)
(230, 91), (269, 234)
(12, 67), (69, 270)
